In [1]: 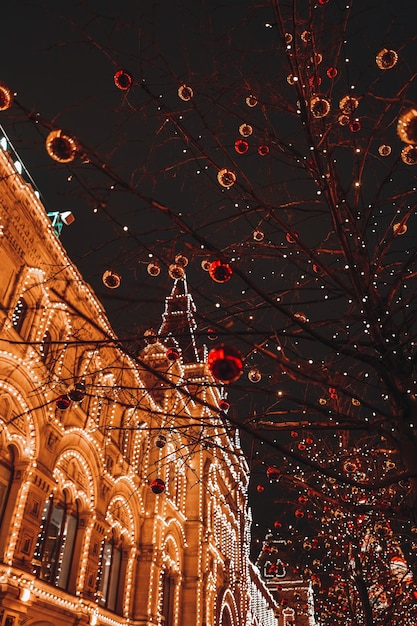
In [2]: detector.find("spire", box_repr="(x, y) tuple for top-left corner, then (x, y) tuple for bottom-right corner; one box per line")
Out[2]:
(158, 275), (200, 363)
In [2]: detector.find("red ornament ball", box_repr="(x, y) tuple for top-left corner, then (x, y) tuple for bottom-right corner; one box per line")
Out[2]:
(256, 484), (265, 493)
(295, 509), (305, 518)
(266, 466), (280, 480)
(273, 520), (282, 528)
(235, 139), (249, 154)
(166, 347), (180, 361)
(208, 260), (233, 283)
(218, 399), (230, 412)
(349, 119), (361, 133)
(258, 145), (270, 156)
(114, 69), (132, 91)
(150, 478), (166, 494)
(327, 67), (338, 78)
(208, 345), (243, 383)
(56, 395), (71, 410)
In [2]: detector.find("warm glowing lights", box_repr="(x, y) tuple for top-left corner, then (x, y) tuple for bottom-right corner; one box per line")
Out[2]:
(378, 144), (391, 157)
(46, 130), (78, 163)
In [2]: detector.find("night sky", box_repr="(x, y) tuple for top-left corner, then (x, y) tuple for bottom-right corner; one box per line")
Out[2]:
(2, 0), (417, 558)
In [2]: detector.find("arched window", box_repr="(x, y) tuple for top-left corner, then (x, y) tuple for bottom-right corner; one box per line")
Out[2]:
(0, 446), (14, 527)
(32, 494), (78, 589)
(12, 297), (28, 333)
(161, 570), (176, 626)
(97, 535), (122, 612)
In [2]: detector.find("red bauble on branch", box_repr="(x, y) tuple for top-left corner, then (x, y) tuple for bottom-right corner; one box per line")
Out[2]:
(114, 69), (132, 91)
(209, 260), (233, 283)
(208, 345), (243, 383)
(150, 478), (166, 494)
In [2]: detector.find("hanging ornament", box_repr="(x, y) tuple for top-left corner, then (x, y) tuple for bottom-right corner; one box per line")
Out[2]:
(178, 84), (193, 101)
(397, 108), (417, 144)
(201, 259), (211, 271)
(253, 229), (264, 241)
(239, 123), (253, 137)
(102, 269), (122, 289)
(150, 478), (166, 494)
(207, 328), (218, 341)
(248, 368), (262, 383)
(46, 130), (78, 163)
(376, 48), (398, 70)
(209, 260), (233, 283)
(286, 232), (298, 243)
(113, 69), (132, 91)
(257, 145), (270, 156)
(174, 253), (189, 267)
(218, 399), (230, 412)
(284, 33), (293, 44)
(301, 30), (311, 43)
(327, 67), (338, 78)
(166, 347), (180, 360)
(294, 312), (307, 323)
(217, 168), (236, 188)
(147, 261), (161, 276)
(287, 74), (297, 85)
(155, 434), (167, 448)
(291, 431), (298, 438)
(310, 96), (330, 118)
(0, 82), (13, 111)
(309, 75), (322, 89)
(68, 382), (86, 402)
(393, 222), (407, 236)
(349, 119), (361, 133)
(401, 145), (417, 165)
(235, 139), (249, 154)
(378, 144), (391, 157)
(168, 263), (185, 280)
(256, 484), (265, 493)
(338, 114), (350, 126)
(246, 95), (258, 107)
(266, 466), (280, 480)
(295, 509), (305, 518)
(56, 394), (71, 410)
(339, 95), (359, 115)
(318, 0), (330, 5)
(208, 345), (243, 383)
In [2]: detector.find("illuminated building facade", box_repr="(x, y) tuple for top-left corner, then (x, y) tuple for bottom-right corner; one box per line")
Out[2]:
(0, 135), (278, 626)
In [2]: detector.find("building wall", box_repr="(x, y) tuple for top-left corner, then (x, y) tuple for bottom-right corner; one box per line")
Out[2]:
(0, 137), (277, 626)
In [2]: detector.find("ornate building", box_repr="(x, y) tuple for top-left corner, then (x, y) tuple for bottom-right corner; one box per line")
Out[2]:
(0, 132), (278, 626)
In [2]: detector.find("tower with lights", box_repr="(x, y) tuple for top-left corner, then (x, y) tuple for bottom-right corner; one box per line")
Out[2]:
(0, 133), (278, 626)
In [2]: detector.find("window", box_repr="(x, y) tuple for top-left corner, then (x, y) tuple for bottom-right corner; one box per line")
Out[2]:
(32, 495), (78, 589)
(0, 447), (14, 527)
(12, 297), (28, 333)
(97, 536), (122, 612)
(161, 571), (176, 625)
